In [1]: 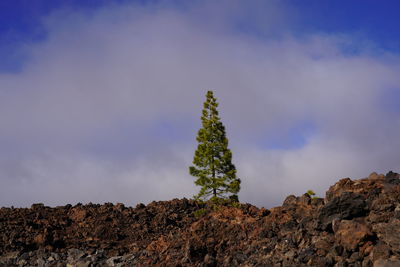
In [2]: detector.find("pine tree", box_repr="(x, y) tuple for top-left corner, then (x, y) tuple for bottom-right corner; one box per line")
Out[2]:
(189, 90), (241, 202)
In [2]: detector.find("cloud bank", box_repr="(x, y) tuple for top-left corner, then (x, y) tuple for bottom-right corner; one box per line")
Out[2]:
(1, 1), (400, 207)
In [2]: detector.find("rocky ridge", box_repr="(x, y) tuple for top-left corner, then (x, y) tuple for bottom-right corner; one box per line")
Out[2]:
(1, 171), (400, 266)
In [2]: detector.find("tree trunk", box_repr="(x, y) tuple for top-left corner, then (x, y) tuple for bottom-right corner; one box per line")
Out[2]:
(212, 163), (216, 198)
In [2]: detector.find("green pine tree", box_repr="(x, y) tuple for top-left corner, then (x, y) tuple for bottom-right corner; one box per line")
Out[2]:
(189, 90), (241, 202)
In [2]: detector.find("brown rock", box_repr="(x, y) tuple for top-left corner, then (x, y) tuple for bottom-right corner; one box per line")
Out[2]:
(360, 241), (374, 256)
(373, 258), (400, 267)
(282, 195), (298, 207)
(335, 219), (372, 251)
(299, 193), (311, 205)
(373, 220), (400, 251)
(371, 242), (392, 262)
(369, 172), (384, 181)
(315, 239), (331, 252)
(70, 208), (87, 222)
(34, 233), (46, 245)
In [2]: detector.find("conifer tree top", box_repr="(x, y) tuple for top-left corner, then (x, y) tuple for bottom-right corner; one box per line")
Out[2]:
(189, 90), (241, 202)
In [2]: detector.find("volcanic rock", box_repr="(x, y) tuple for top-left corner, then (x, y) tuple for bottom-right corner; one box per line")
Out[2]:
(1, 171), (400, 266)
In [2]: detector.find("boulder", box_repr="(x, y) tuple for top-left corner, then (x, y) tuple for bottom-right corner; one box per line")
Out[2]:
(384, 171), (400, 185)
(372, 220), (400, 252)
(373, 258), (400, 267)
(334, 219), (372, 251)
(319, 192), (368, 230)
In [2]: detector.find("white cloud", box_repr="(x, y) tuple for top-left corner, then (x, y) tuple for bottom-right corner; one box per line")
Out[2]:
(0, 1), (400, 208)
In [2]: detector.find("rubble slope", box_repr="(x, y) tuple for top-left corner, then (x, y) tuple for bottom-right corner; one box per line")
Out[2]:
(1, 172), (400, 266)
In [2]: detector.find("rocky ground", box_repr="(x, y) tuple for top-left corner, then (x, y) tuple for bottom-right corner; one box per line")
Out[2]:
(1, 172), (400, 266)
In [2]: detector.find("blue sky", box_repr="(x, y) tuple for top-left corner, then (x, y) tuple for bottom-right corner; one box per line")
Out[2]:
(1, 0), (400, 207)
(2, 0), (400, 72)
(292, 1), (400, 49)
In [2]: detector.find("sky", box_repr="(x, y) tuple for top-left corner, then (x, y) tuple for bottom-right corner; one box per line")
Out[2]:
(1, 0), (400, 208)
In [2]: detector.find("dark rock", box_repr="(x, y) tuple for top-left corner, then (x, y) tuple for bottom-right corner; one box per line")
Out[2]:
(362, 258), (373, 267)
(298, 248), (314, 263)
(31, 203), (45, 210)
(258, 208), (270, 217)
(332, 244), (344, 256)
(384, 171), (400, 185)
(319, 192), (368, 230)
(282, 195), (298, 207)
(312, 197), (325, 206)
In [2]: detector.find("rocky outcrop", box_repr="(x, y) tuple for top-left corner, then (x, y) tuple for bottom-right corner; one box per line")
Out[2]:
(1, 171), (400, 266)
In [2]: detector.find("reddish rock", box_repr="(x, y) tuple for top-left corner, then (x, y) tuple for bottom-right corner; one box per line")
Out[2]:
(334, 219), (372, 251)
(69, 208), (87, 222)
(33, 233), (46, 245)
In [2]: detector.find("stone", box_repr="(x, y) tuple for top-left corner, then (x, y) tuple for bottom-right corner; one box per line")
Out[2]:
(373, 258), (400, 267)
(50, 253), (61, 261)
(70, 208), (88, 222)
(334, 260), (347, 267)
(106, 256), (124, 266)
(37, 258), (46, 267)
(369, 172), (383, 181)
(299, 194), (311, 205)
(31, 203), (45, 209)
(319, 192), (367, 230)
(258, 208), (270, 217)
(311, 198), (324, 206)
(334, 220), (372, 251)
(17, 259), (27, 266)
(371, 242), (391, 262)
(350, 252), (361, 262)
(203, 253), (217, 266)
(75, 260), (91, 267)
(360, 241), (374, 257)
(373, 220), (400, 251)
(384, 171), (400, 185)
(284, 250), (295, 258)
(362, 258), (373, 267)
(298, 248), (314, 263)
(67, 248), (85, 262)
(283, 195), (298, 207)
